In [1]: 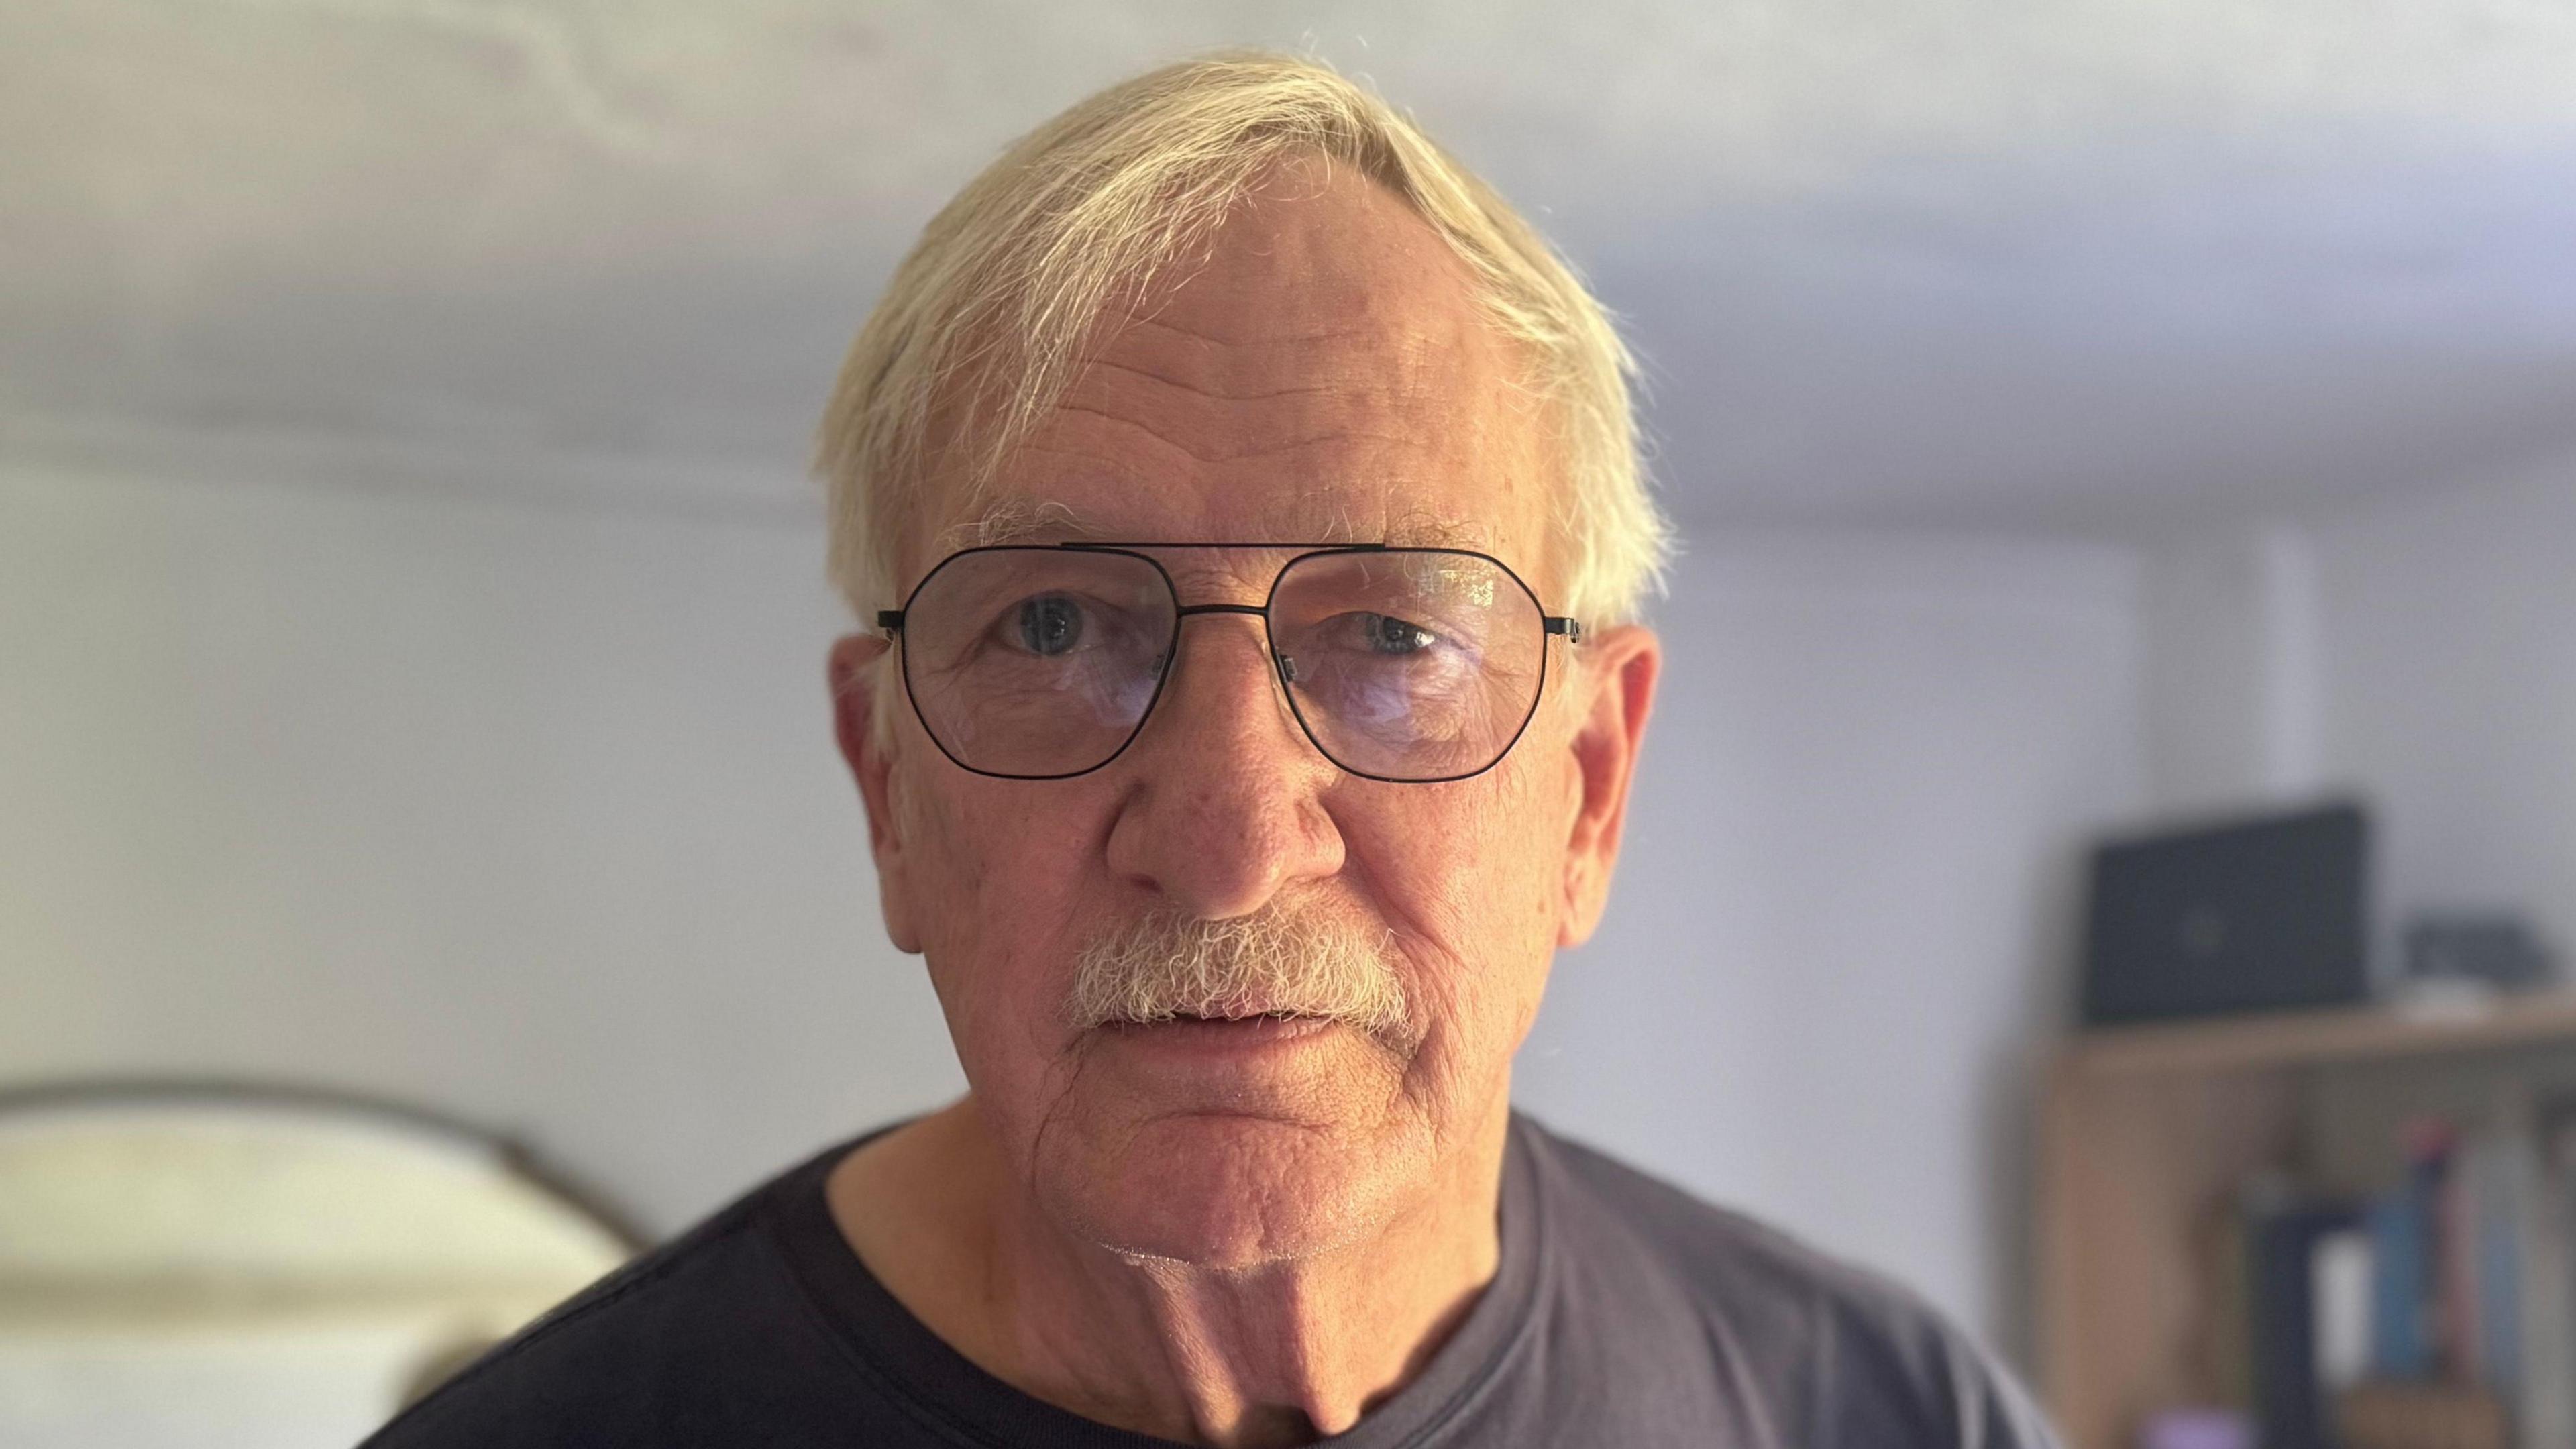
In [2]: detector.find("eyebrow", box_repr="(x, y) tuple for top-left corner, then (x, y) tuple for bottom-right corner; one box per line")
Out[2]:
(948, 502), (1112, 550)
(945, 498), (1495, 553)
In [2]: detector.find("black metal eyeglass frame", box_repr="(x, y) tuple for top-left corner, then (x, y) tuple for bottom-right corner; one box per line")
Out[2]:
(875, 541), (1585, 784)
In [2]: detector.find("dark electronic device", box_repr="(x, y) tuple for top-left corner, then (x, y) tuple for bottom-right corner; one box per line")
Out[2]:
(2081, 803), (2370, 1027)
(2403, 914), (2555, 992)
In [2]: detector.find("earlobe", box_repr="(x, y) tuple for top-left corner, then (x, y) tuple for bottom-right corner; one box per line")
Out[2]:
(1557, 625), (1660, 949)
(828, 633), (922, 955)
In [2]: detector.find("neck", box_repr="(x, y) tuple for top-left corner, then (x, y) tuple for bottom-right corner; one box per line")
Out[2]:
(828, 1098), (1510, 1447)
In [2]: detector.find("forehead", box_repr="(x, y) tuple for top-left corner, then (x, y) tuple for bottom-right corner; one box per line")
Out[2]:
(923, 165), (1554, 586)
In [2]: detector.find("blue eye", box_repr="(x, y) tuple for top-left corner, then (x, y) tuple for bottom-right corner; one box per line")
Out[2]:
(1014, 596), (1085, 656)
(1358, 613), (1435, 655)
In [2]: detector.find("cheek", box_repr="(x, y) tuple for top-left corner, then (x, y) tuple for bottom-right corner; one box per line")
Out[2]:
(894, 769), (1106, 1053)
(1346, 747), (1576, 1044)
(898, 767), (1099, 927)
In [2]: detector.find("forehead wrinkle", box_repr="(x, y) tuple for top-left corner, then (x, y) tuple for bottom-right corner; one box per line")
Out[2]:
(945, 496), (1493, 553)
(1051, 400), (1419, 469)
(1095, 227), (1467, 407)
(1120, 314), (1382, 351)
(1058, 329), (1447, 467)
(1083, 354), (1349, 404)
(1092, 328), (1449, 415)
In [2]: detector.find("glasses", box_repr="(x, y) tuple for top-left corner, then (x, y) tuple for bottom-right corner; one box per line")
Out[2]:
(876, 543), (1582, 783)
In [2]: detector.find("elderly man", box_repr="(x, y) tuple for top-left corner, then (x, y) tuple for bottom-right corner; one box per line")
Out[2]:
(370, 54), (2059, 1449)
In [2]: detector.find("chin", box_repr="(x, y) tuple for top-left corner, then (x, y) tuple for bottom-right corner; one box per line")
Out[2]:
(1044, 1110), (1414, 1269)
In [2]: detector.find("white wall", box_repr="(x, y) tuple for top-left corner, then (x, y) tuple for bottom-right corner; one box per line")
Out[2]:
(2305, 455), (2576, 966)
(1518, 534), (2145, 1350)
(3, 463), (2148, 1355)
(0, 461), (966, 1234)
(2139, 527), (2328, 815)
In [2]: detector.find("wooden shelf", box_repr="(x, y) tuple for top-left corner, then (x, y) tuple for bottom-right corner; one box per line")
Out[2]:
(2062, 988), (2576, 1080)
(2036, 989), (2576, 1449)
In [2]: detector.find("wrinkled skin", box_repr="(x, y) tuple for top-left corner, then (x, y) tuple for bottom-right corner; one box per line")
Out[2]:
(825, 163), (1660, 1446)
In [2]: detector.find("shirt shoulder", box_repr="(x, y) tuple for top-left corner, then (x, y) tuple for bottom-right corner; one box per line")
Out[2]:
(1517, 1117), (2063, 1449)
(358, 1148), (937, 1449)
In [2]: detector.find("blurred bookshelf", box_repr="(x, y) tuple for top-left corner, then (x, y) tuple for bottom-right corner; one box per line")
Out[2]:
(2037, 989), (2576, 1449)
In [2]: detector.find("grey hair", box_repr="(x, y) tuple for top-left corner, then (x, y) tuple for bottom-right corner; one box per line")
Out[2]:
(817, 51), (1670, 637)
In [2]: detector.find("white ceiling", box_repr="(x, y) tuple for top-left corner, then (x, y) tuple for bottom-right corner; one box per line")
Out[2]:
(7, 0), (2576, 537)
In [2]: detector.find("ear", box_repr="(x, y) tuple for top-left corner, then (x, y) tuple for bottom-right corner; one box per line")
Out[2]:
(828, 633), (922, 954)
(1558, 623), (1660, 948)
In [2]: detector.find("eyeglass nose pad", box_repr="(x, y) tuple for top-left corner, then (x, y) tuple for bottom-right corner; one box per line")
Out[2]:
(1275, 653), (1299, 686)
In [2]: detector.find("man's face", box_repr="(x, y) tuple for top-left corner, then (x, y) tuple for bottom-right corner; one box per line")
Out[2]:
(834, 168), (1655, 1267)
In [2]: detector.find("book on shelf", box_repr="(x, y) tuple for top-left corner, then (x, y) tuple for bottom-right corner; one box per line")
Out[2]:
(2245, 1191), (2363, 1449)
(2233, 1093), (2576, 1449)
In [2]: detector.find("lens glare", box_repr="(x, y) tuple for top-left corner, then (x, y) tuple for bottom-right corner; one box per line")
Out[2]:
(900, 549), (1175, 777)
(1268, 551), (1544, 780)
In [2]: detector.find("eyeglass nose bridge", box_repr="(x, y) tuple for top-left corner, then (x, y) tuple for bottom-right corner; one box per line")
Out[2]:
(1167, 601), (1301, 690)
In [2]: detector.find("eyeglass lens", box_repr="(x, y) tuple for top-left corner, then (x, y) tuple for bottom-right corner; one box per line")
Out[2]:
(896, 548), (1549, 781)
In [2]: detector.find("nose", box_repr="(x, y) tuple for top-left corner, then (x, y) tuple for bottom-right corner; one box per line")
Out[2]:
(1102, 611), (1346, 918)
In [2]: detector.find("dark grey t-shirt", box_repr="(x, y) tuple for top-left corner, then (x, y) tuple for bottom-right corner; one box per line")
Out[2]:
(364, 1114), (2062, 1447)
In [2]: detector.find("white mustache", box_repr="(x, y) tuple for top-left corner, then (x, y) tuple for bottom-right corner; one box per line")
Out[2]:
(1067, 906), (1410, 1038)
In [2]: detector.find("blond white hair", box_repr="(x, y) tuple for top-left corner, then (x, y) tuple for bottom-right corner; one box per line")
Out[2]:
(816, 51), (1669, 633)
